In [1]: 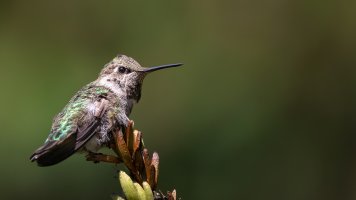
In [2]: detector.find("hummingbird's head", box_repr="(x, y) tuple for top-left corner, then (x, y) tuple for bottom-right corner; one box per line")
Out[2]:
(97, 54), (182, 103)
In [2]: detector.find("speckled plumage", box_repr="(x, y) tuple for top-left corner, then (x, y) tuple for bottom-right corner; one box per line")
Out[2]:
(48, 85), (112, 142)
(30, 54), (182, 166)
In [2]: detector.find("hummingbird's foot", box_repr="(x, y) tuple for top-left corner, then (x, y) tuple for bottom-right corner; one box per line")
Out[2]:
(86, 152), (122, 164)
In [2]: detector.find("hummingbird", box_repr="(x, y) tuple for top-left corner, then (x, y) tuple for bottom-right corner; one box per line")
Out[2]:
(30, 54), (182, 166)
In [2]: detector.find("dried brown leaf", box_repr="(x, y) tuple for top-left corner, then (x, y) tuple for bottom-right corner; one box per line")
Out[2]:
(151, 152), (159, 188)
(116, 129), (142, 183)
(143, 148), (151, 183)
(133, 130), (142, 156)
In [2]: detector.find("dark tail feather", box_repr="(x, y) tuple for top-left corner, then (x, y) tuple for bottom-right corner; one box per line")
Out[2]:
(30, 118), (101, 167)
(30, 136), (76, 167)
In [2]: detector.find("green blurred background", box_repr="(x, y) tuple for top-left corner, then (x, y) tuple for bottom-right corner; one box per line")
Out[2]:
(0, 0), (355, 199)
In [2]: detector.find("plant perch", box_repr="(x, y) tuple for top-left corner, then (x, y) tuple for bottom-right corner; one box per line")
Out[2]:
(87, 120), (178, 200)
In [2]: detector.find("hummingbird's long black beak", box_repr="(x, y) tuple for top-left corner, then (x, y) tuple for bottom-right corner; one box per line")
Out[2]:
(141, 63), (183, 73)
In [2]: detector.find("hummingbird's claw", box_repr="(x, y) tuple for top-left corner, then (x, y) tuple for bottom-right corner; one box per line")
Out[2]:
(86, 152), (122, 164)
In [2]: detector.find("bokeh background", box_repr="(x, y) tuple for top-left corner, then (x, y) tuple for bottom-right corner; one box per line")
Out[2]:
(0, 0), (355, 199)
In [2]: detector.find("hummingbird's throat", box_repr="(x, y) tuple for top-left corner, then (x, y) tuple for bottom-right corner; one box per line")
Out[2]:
(97, 76), (124, 96)
(97, 74), (142, 103)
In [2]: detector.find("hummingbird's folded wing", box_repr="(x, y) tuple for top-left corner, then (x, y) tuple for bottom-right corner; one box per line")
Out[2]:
(30, 97), (109, 167)
(74, 98), (109, 150)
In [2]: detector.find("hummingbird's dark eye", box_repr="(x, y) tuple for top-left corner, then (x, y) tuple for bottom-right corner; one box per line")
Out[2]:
(118, 66), (126, 74)
(118, 66), (132, 74)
